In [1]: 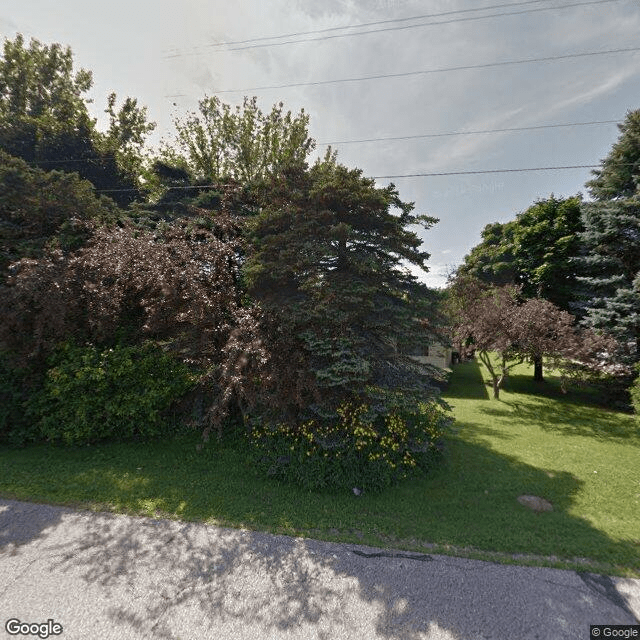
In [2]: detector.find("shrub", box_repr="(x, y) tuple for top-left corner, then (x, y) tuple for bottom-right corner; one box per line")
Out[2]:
(248, 399), (450, 493)
(0, 353), (43, 446)
(30, 341), (196, 445)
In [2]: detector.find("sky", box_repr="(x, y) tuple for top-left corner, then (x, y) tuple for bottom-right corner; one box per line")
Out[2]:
(2, 0), (639, 287)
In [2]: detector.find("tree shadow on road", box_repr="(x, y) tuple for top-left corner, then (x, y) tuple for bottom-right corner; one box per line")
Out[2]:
(33, 501), (638, 639)
(0, 499), (64, 551)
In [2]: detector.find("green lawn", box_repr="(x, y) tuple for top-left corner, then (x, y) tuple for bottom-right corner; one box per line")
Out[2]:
(1, 359), (638, 576)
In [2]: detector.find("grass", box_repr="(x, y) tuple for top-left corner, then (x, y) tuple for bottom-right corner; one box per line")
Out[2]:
(0, 359), (638, 576)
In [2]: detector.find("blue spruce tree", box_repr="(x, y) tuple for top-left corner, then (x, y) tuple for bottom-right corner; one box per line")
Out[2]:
(578, 109), (640, 363)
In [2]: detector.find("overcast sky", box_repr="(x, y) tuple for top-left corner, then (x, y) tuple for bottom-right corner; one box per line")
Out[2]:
(2, 0), (639, 287)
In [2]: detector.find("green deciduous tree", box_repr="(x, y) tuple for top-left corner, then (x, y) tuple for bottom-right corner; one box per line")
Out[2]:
(0, 34), (155, 206)
(98, 91), (156, 195)
(511, 195), (584, 311)
(166, 95), (315, 184)
(0, 33), (92, 124)
(457, 221), (517, 286)
(457, 195), (585, 380)
(511, 195), (584, 380)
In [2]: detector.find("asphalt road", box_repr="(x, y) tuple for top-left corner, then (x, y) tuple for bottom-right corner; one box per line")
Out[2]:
(0, 498), (638, 639)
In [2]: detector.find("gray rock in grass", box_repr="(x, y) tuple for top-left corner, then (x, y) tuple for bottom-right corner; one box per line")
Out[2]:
(517, 495), (553, 512)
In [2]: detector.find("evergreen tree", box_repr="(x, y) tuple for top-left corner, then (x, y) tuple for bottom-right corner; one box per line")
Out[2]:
(586, 109), (640, 200)
(0, 151), (120, 280)
(243, 153), (444, 425)
(578, 109), (640, 362)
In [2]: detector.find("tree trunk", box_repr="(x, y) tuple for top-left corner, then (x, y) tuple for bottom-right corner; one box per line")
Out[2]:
(533, 355), (544, 382)
(492, 380), (500, 399)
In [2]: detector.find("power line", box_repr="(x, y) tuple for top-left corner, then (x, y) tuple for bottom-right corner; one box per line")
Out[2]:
(318, 119), (621, 146)
(371, 164), (607, 179)
(163, 0), (623, 57)
(92, 164), (635, 194)
(31, 155), (121, 165)
(205, 46), (640, 94)
(25, 119), (622, 165)
(17, 118), (621, 169)
(174, 0), (555, 48)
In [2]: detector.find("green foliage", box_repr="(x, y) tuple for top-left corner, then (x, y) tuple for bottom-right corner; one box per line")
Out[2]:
(511, 195), (583, 312)
(101, 91), (156, 185)
(0, 34), (155, 206)
(458, 221), (517, 286)
(631, 364), (640, 421)
(1, 360), (638, 577)
(455, 195), (588, 382)
(458, 196), (584, 314)
(578, 197), (640, 353)
(192, 189), (222, 210)
(248, 399), (449, 493)
(0, 33), (92, 123)
(0, 354), (42, 445)
(227, 155), (449, 472)
(0, 150), (120, 277)
(30, 342), (196, 445)
(578, 110), (640, 363)
(244, 156), (442, 403)
(166, 95), (315, 184)
(586, 109), (640, 200)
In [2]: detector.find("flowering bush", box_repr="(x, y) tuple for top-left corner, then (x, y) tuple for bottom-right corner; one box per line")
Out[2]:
(248, 399), (450, 493)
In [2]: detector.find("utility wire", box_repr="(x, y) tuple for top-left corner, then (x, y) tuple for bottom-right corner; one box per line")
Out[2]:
(371, 164), (607, 179)
(318, 119), (621, 146)
(24, 118), (621, 166)
(163, 0), (623, 56)
(205, 46), (640, 94)
(31, 155), (122, 165)
(165, 0), (625, 57)
(173, 0), (555, 48)
(92, 164), (637, 194)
